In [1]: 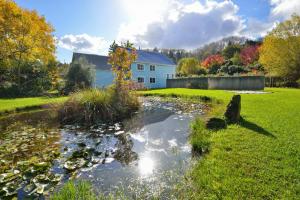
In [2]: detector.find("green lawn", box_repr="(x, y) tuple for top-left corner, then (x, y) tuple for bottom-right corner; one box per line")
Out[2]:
(140, 88), (300, 199)
(0, 96), (68, 112)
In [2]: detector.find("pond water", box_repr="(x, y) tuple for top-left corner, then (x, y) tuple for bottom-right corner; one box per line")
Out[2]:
(0, 98), (203, 199)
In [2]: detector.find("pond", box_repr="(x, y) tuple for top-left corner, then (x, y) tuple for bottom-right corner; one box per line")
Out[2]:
(0, 98), (204, 199)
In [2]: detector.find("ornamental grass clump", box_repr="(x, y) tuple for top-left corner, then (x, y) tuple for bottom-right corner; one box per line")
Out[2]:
(58, 87), (140, 125)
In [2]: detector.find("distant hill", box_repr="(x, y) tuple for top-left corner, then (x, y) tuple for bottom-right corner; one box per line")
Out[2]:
(145, 36), (255, 63)
(192, 36), (249, 60)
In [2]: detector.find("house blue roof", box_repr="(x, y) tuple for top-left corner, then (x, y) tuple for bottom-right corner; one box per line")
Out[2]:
(72, 49), (176, 68)
(135, 50), (175, 66)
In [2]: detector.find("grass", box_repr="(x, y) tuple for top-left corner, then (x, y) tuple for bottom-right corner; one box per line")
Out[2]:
(58, 87), (140, 124)
(140, 88), (300, 199)
(0, 96), (68, 113)
(51, 181), (97, 200)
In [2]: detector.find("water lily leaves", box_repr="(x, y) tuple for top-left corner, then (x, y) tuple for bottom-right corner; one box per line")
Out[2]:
(0, 122), (61, 199)
(64, 161), (77, 171)
(36, 183), (47, 194)
(33, 162), (51, 173)
(51, 174), (63, 183)
(23, 183), (35, 193)
(1, 183), (19, 197)
(0, 171), (20, 184)
(64, 158), (87, 171)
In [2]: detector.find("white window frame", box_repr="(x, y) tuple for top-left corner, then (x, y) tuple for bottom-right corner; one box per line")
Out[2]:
(137, 64), (144, 71)
(150, 65), (155, 71)
(150, 77), (156, 84)
(137, 77), (145, 83)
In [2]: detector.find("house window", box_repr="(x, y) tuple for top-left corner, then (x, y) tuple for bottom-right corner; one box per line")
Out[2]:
(137, 77), (144, 83)
(150, 77), (156, 83)
(137, 64), (144, 71)
(150, 65), (155, 71)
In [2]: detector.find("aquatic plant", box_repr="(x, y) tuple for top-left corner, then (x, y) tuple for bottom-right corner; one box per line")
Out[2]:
(51, 181), (97, 200)
(0, 122), (61, 198)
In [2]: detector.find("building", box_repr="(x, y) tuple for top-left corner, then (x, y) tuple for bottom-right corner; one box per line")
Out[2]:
(72, 50), (176, 88)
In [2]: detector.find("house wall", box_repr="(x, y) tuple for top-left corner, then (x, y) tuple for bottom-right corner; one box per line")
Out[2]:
(95, 69), (114, 88)
(131, 62), (176, 88)
(94, 62), (176, 89)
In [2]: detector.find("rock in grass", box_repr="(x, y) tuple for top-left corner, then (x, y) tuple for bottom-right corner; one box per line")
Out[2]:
(206, 118), (227, 130)
(224, 95), (241, 124)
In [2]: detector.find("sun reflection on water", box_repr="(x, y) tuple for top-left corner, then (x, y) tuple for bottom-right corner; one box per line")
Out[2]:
(138, 156), (155, 176)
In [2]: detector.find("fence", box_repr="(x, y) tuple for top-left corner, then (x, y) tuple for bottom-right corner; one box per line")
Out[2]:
(166, 76), (265, 90)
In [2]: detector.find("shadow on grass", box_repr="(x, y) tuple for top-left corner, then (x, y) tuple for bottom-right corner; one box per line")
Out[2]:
(240, 117), (276, 138)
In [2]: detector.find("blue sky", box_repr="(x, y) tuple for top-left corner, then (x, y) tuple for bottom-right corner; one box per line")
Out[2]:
(15, 0), (300, 63)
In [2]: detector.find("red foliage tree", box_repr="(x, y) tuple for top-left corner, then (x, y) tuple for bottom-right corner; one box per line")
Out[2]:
(201, 54), (225, 68)
(240, 45), (260, 66)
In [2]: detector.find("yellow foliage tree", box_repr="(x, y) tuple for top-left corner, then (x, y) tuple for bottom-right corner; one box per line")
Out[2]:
(108, 46), (137, 89)
(177, 57), (202, 76)
(0, 0), (56, 90)
(259, 14), (300, 81)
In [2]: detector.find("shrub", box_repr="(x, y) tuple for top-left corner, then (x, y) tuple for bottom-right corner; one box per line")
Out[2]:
(58, 87), (140, 125)
(219, 65), (249, 75)
(197, 67), (207, 76)
(208, 63), (221, 75)
(247, 63), (264, 74)
(64, 58), (95, 94)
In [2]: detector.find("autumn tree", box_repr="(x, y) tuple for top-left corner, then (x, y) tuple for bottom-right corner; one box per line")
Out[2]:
(177, 57), (205, 76)
(109, 40), (134, 53)
(259, 14), (300, 81)
(201, 54), (225, 69)
(240, 45), (260, 66)
(0, 0), (56, 96)
(108, 42), (137, 89)
(108, 42), (139, 115)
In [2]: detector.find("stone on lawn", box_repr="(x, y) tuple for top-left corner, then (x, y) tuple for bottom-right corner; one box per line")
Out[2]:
(224, 95), (241, 124)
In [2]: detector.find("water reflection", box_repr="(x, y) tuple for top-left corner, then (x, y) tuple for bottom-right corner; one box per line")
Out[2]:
(138, 155), (155, 176)
(114, 134), (138, 165)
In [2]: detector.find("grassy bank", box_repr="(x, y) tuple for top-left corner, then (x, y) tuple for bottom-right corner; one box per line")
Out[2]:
(140, 88), (300, 199)
(0, 96), (68, 113)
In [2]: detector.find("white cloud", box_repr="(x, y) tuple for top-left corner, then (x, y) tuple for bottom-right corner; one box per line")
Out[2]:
(117, 0), (244, 49)
(243, 18), (277, 38)
(270, 0), (300, 19)
(57, 34), (109, 55)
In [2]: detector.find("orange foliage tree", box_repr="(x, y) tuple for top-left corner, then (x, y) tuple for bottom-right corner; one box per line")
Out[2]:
(201, 54), (225, 68)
